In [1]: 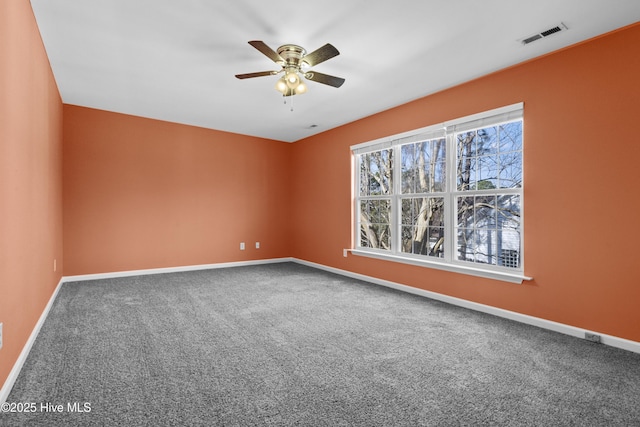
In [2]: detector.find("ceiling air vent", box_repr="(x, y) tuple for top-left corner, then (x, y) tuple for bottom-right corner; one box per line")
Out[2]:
(520, 23), (568, 45)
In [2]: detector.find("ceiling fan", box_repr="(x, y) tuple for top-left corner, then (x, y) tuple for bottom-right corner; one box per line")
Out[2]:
(235, 41), (345, 96)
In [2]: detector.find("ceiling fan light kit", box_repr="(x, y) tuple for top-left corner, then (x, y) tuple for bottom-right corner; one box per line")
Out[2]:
(236, 40), (344, 101)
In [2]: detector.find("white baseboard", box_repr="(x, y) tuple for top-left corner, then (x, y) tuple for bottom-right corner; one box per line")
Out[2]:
(62, 257), (295, 282)
(293, 258), (640, 355)
(0, 277), (65, 405)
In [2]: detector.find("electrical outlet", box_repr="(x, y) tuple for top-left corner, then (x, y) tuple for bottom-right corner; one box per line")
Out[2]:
(343, 249), (348, 257)
(585, 332), (601, 343)
(0, 323), (3, 350)
(240, 242), (245, 250)
(255, 242), (260, 249)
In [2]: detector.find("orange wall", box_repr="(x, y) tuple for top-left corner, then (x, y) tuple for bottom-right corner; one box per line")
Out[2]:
(63, 106), (292, 275)
(0, 1), (64, 389)
(291, 23), (640, 342)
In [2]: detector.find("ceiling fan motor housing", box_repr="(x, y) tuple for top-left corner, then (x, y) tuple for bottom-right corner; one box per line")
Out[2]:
(277, 44), (306, 69)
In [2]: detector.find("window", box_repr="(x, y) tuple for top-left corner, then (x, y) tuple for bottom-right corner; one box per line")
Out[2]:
(352, 103), (527, 283)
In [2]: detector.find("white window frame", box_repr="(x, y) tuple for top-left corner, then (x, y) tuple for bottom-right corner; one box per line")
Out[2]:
(351, 103), (531, 284)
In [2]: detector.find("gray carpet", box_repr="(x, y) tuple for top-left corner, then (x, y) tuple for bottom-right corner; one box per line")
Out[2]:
(2, 262), (640, 426)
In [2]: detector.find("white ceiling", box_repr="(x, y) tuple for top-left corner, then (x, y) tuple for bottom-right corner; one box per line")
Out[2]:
(30, 0), (640, 143)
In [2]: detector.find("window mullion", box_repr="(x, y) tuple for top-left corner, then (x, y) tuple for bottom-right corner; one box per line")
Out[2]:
(392, 146), (402, 254)
(445, 130), (456, 263)
(353, 154), (361, 248)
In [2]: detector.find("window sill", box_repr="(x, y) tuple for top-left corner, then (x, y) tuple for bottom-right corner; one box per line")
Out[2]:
(350, 249), (532, 284)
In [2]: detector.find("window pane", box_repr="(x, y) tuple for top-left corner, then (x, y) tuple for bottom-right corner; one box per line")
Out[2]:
(497, 195), (521, 267)
(359, 155), (371, 196)
(402, 139), (446, 194)
(359, 200), (372, 248)
(457, 196), (474, 227)
(401, 144), (418, 193)
(457, 228), (499, 265)
(477, 126), (498, 156)
(474, 195), (497, 229)
(499, 247), (521, 268)
(360, 199), (370, 222)
(499, 152), (522, 189)
(476, 155), (498, 189)
(374, 224), (391, 249)
(359, 198), (391, 250)
(401, 197), (444, 257)
(430, 139), (446, 192)
(401, 198), (417, 227)
(498, 121), (522, 188)
(458, 157), (476, 191)
(378, 199), (391, 224)
(497, 229), (521, 268)
(498, 122), (523, 152)
(478, 229), (498, 265)
(457, 132), (476, 191)
(457, 131), (476, 157)
(360, 149), (393, 196)
(457, 120), (522, 192)
(457, 228), (474, 262)
(498, 194), (520, 228)
(456, 193), (521, 268)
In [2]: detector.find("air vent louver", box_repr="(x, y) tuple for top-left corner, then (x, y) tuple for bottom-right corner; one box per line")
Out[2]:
(520, 23), (568, 45)
(540, 26), (563, 37)
(522, 34), (543, 44)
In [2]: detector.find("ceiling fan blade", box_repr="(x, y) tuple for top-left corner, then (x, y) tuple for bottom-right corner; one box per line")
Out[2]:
(304, 71), (345, 88)
(235, 71), (278, 79)
(248, 40), (284, 64)
(302, 44), (340, 67)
